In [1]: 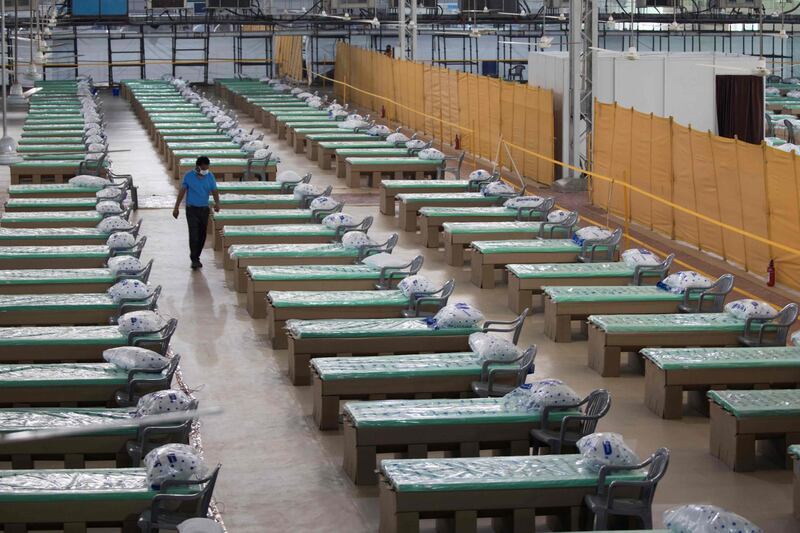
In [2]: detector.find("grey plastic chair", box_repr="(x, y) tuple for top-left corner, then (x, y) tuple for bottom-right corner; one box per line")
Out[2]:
(374, 255), (424, 290)
(482, 309), (529, 344)
(402, 279), (456, 317)
(538, 211), (579, 238)
(107, 171), (139, 210)
(466, 171), (499, 192)
(299, 185), (333, 209)
(114, 354), (180, 408)
(333, 216), (374, 241)
(127, 399), (199, 465)
(577, 228), (622, 263)
(630, 253), (674, 286)
(530, 389), (611, 454)
(126, 318), (179, 355)
(678, 274), (734, 313)
(117, 285), (163, 317)
(507, 64), (526, 83)
(785, 119), (796, 144)
(118, 219), (144, 239)
(765, 113), (774, 137)
(515, 197), (555, 221)
(109, 236), (148, 260)
(116, 259), (155, 284)
(78, 151), (109, 176)
(471, 345), (536, 397)
(137, 465), (221, 533)
(436, 152), (465, 180)
(584, 447), (671, 530)
(243, 151), (276, 182)
(310, 202), (344, 223)
(357, 233), (399, 262)
(739, 303), (798, 347)
(278, 172), (312, 194)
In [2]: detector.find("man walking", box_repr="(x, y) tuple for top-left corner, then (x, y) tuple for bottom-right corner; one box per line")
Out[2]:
(173, 156), (221, 269)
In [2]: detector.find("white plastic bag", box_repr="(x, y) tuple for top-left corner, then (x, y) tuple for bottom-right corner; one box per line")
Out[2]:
(135, 389), (193, 417)
(103, 346), (167, 370)
(243, 140), (265, 153)
(144, 444), (206, 490)
(97, 216), (132, 233)
(406, 139), (427, 150)
(724, 299), (777, 320)
(501, 379), (581, 413)
(106, 255), (143, 274)
(468, 169), (492, 181)
(341, 231), (375, 249)
(482, 181), (516, 196)
(418, 148), (445, 160)
(468, 332), (520, 362)
(367, 124), (391, 137)
(292, 183), (318, 199)
(107, 279), (151, 303)
(70, 175), (108, 188)
(427, 303), (483, 329)
(252, 148), (270, 160)
(504, 196), (544, 209)
(386, 132), (409, 144)
(360, 252), (410, 269)
(322, 213), (355, 229)
(96, 188), (124, 200)
(546, 209), (570, 223)
(658, 271), (713, 294)
(663, 505), (762, 533)
(576, 432), (640, 472)
(397, 275), (433, 297)
(276, 170), (302, 183)
(309, 196), (339, 211)
(117, 310), (167, 335)
(621, 248), (661, 267)
(573, 226), (612, 242)
(95, 200), (123, 215)
(106, 232), (135, 250)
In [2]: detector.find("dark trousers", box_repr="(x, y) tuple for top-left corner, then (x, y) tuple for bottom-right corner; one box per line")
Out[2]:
(186, 205), (210, 262)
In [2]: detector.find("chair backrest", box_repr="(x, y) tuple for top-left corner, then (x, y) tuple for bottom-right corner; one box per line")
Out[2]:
(632, 253), (674, 285)
(116, 258), (155, 283)
(578, 389), (612, 435)
(785, 119), (796, 144)
(482, 309), (529, 343)
(358, 233), (399, 261)
(579, 228), (622, 262)
(301, 185), (333, 209)
(119, 284), (162, 315)
(768, 303), (800, 344)
(335, 215), (374, 239)
(311, 202), (343, 223)
(697, 274), (735, 312)
(129, 318), (179, 354)
(639, 448), (671, 505)
(376, 254), (424, 289)
(538, 210), (579, 238)
(516, 197), (555, 221)
(153, 465), (222, 522)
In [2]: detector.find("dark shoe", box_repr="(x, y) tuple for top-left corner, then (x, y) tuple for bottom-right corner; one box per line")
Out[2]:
(191, 261), (201, 270)
(197, 261), (203, 268)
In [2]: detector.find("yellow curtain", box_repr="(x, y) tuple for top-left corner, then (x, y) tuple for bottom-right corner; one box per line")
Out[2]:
(333, 43), (556, 185)
(592, 101), (800, 292)
(275, 35), (303, 81)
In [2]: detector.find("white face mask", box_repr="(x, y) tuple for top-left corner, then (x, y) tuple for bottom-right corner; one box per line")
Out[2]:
(198, 169), (209, 176)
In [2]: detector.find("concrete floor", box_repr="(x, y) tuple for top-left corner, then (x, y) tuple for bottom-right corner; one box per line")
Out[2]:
(3, 91), (796, 532)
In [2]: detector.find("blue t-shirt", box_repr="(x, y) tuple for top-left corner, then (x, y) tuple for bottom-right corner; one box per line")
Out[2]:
(182, 170), (218, 207)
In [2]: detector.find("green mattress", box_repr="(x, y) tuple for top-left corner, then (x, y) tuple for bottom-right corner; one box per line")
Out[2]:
(544, 286), (684, 303)
(0, 325), (127, 346)
(216, 182), (284, 192)
(708, 389), (800, 417)
(172, 149), (246, 159)
(443, 221), (543, 234)
(0, 468), (163, 502)
(397, 192), (497, 203)
(311, 352), (481, 380)
(0, 246), (109, 259)
(589, 312), (745, 333)
(641, 347), (800, 370)
(292, 128), (344, 135)
(0, 269), (115, 285)
(0, 362), (146, 387)
(247, 265), (385, 281)
(228, 243), (356, 259)
(385, 179), (471, 190)
(0, 407), (134, 434)
(345, 157), (439, 166)
(0, 228), (109, 241)
(508, 262), (635, 278)
(305, 133), (376, 141)
(269, 290), (409, 308)
(472, 239), (579, 254)
(9, 184), (104, 194)
(17, 145), (86, 154)
(178, 158), (275, 167)
(223, 224), (335, 237)
(379, 454), (645, 493)
(419, 207), (519, 218)
(217, 194), (297, 206)
(10, 160), (84, 168)
(213, 209), (312, 221)
(20, 130), (84, 138)
(6, 198), (98, 209)
(345, 398), (574, 427)
(18, 138), (84, 145)
(1, 211), (102, 224)
(0, 293), (117, 312)
(285, 318), (479, 339)
(166, 142), (241, 150)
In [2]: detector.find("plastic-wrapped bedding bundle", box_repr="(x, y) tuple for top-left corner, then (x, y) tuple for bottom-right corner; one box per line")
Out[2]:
(360, 252), (412, 269)
(572, 226), (613, 245)
(418, 148), (445, 161)
(107, 279), (151, 303)
(95, 200), (123, 215)
(96, 188), (124, 200)
(103, 345), (168, 370)
(386, 132), (409, 144)
(135, 389), (193, 417)
(723, 299), (777, 320)
(144, 443), (206, 490)
(252, 148), (270, 161)
(546, 209), (571, 223)
(504, 195), (545, 209)
(323, 213), (356, 229)
(310, 196), (338, 211)
(501, 379), (580, 413)
(97, 216), (133, 233)
(576, 432), (640, 472)
(468, 332), (520, 362)
(70, 175), (108, 188)
(657, 271), (712, 294)
(243, 140), (265, 153)
(106, 232), (135, 250)
(367, 125), (391, 137)
(106, 255), (143, 275)
(663, 504), (761, 533)
(117, 310), (167, 335)
(482, 181), (515, 197)
(621, 248), (661, 267)
(426, 302), (483, 329)
(292, 183), (318, 200)
(398, 275), (433, 297)
(341, 231), (375, 249)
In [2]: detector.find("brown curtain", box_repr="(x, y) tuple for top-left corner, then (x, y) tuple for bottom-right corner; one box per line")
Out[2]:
(715, 75), (764, 144)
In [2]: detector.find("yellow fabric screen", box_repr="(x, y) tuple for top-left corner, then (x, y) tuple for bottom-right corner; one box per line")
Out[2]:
(275, 36), (303, 81)
(333, 42), (555, 185)
(592, 101), (800, 291)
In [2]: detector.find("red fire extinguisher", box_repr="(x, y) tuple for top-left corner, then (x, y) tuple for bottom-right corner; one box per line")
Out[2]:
(767, 259), (776, 287)
(381, 105), (386, 118)
(454, 134), (461, 150)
